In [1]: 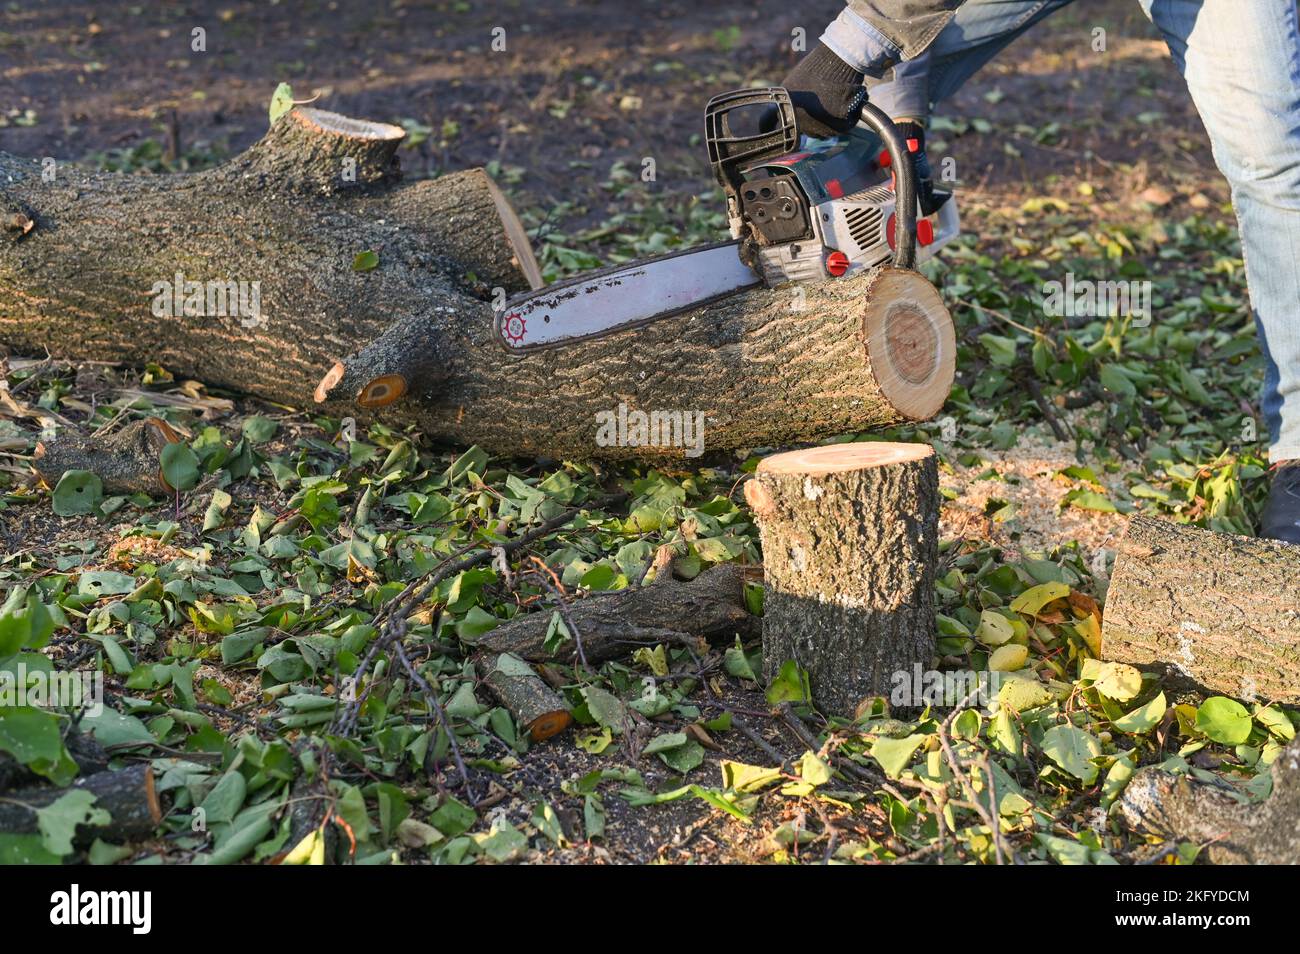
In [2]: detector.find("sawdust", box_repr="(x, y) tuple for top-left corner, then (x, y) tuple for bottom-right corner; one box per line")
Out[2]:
(937, 416), (1129, 565)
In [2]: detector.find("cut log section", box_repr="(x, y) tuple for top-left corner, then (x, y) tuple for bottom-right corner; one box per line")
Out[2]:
(0, 762), (161, 848)
(1118, 735), (1300, 864)
(1102, 516), (1300, 704)
(33, 416), (180, 496)
(473, 563), (757, 665)
(475, 652), (573, 742)
(2, 108), (955, 468)
(744, 442), (940, 717)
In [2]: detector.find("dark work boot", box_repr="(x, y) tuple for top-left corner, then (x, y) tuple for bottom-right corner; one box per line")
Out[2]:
(1260, 460), (1300, 545)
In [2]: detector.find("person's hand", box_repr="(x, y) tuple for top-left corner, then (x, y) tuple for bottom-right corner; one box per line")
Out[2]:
(767, 42), (865, 138)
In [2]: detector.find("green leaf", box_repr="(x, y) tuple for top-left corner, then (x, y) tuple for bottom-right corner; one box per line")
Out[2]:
(581, 686), (627, 734)
(0, 707), (73, 784)
(51, 470), (104, 516)
(720, 760), (782, 792)
(269, 82), (295, 124)
(1041, 725), (1102, 784)
(870, 734), (926, 778)
(352, 250), (380, 272)
(241, 416), (279, 443)
(1196, 697), (1252, 745)
(202, 488), (233, 532)
(161, 443), (200, 492)
(765, 659), (810, 705)
(430, 797), (476, 837)
(1113, 691), (1167, 734)
(37, 789), (109, 857)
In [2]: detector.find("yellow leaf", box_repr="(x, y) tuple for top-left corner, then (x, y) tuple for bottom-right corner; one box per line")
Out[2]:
(1009, 582), (1070, 616)
(282, 828), (325, 865)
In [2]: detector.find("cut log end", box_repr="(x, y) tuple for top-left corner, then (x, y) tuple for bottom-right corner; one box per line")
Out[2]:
(755, 441), (934, 476)
(358, 373), (408, 408)
(481, 172), (544, 291)
(862, 267), (955, 421)
(314, 362), (346, 404)
(525, 710), (574, 742)
(294, 108), (405, 143)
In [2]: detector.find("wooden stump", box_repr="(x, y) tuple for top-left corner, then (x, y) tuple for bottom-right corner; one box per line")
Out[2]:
(744, 442), (939, 717)
(1103, 516), (1300, 704)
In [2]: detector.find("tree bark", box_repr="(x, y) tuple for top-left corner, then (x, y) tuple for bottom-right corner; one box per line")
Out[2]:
(1118, 736), (1300, 864)
(0, 762), (161, 847)
(1103, 515), (1300, 705)
(474, 652), (573, 742)
(2, 107), (955, 468)
(744, 442), (939, 717)
(472, 564), (757, 665)
(32, 416), (181, 496)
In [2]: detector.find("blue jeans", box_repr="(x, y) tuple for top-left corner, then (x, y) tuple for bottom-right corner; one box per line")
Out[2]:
(865, 0), (1300, 462)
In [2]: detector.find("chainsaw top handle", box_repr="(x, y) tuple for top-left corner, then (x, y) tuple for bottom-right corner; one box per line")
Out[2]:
(852, 92), (917, 271)
(705, 85), (918, 271)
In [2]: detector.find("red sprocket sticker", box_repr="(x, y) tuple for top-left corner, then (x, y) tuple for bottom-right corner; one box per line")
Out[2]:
(502, 312), (527, 344)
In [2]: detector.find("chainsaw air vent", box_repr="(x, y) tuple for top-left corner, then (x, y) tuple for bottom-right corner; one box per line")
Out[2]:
(843, 205), (884, 254)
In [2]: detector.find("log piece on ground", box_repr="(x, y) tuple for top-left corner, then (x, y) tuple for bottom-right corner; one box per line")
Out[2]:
(315, 262), (956, 457)
(1118, 736), (1300, 864)
(744, 442), (939, 717)
(475, 652), (573, 742)
(32, 416), (180, 496)
(1102, 515), (1300, 704)
(473, 563), (757, 665)
(0, 762), (161, 847)
(1, 107), (538, 419)
(2, 107), (955, 465)
(0, 730), (110, 790)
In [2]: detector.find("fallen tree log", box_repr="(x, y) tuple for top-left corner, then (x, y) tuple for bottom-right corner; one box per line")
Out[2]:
(1103, 516), (1300, 705)
(2, 107), (955, 473)
(0, 762), (161, 848)
(744, 442), (939, 717)
(473, 563), (757, 665)
(1118, 736), (1300, 864)
(32, 416), (180, 495)
(475, 652), (572, 742)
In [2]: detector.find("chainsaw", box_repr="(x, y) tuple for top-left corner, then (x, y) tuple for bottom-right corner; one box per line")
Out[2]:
(494, 86), (959, 353)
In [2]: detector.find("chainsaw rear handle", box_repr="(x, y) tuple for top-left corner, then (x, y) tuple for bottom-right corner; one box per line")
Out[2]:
(851, 92), (918, 271)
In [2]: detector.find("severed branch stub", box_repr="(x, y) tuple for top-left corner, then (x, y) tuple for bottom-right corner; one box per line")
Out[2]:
(1102, 515), (1300, 705)
(745, 442), (940, 717)
(33, 416), (181, 497)
(0, 762), (162, 848)
(474, 652), (572, 742)
(473, 563), (757, 665)
(1118, 736), (1300, 864)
